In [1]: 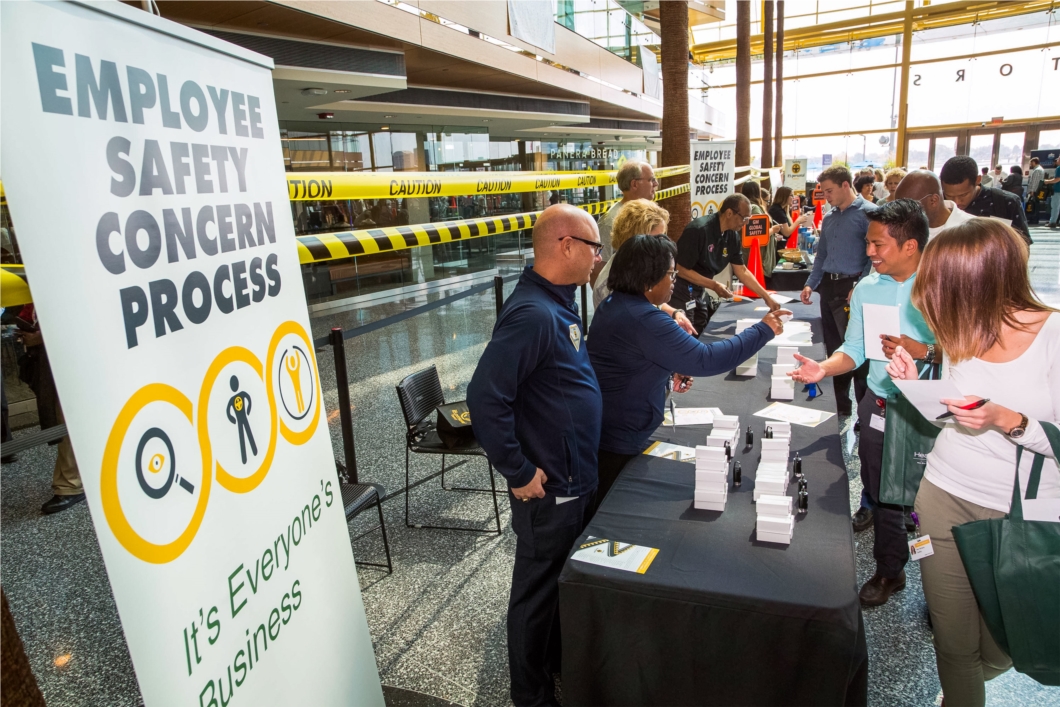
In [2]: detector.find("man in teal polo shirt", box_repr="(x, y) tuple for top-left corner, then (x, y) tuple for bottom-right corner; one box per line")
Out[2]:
(790, 199), (939, 608)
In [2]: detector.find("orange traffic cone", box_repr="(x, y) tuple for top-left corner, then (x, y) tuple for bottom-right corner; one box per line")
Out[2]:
(741, 243), (770, 299)
(786, 231), (798, 249)
(813, 201), (824, 229)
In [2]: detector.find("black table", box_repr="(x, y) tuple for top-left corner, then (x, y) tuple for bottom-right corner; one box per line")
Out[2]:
(766, 265), (811, 291)
(559, 296), (867, 707)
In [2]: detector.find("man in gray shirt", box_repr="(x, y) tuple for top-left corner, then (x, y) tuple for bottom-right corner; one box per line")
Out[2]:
(596, 161), (657, 264)
(800, 165), (875, 414)
(1027, 157), (1046, 225)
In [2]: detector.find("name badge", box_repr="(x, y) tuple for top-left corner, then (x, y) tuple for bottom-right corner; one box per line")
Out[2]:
(684, 299), (697, 311)
(908, 535), (935, 560)
(869, 414), (886, 432)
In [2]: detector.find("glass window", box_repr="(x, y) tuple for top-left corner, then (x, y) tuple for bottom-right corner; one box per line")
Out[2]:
(372, 132), (393, 169)
(907, 138), (931, 169)
(1038, 130), (1060, 151)
(997, 131), (1025, 172)
(968, 134), (995, 169)
(933, 136), (958, 171)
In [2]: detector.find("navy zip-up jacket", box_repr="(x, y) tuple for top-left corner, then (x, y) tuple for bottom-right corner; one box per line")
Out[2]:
(468, 267), (602, 496)
(588, 291), (774, 455)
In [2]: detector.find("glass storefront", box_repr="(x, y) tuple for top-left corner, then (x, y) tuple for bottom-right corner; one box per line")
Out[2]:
(280, 123), (646, 305)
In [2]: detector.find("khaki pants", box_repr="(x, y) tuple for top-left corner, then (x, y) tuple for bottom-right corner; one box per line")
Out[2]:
(914, 478), (1012, 706)
(52, 402), (82, 496)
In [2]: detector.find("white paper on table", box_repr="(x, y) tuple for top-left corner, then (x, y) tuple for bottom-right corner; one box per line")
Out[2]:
(754, 402), (836, 427)
(766, 320), (813, 347)
(571, 537), (659, 574)
(643, 441), (698, 462)
(892, 379), (966, 423)
(663, 407), (722, 426)
(770, 293), (795, 304)
(862, 304), (901, 361)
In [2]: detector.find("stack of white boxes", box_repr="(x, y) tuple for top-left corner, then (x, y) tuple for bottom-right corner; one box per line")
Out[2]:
(771, 346), (799, 400)
(735, 319), (759, 377)
(706, 414), (740, 453)
(755, 421), (795, 543)
(756, 494), (795, 544)
(694, 445), (728, 511)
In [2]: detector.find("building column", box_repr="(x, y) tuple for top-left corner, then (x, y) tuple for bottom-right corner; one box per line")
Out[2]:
(895, 0), (914, 167)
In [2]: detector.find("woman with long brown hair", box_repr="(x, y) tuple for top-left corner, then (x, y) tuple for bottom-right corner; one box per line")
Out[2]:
(887, 218), (1060, 706)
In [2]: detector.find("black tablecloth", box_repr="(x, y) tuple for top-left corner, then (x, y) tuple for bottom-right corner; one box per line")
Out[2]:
(559, 296), (867, 707)
(766, 266), (810, 291)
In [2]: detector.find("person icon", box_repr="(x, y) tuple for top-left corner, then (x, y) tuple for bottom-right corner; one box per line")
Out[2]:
(285, 351), (305, 414)
(226, 375), (257, 465)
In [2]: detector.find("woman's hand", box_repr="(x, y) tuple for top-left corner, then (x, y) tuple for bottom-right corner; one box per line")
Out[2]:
(673, 310), (698, 336)
(672, 374), (694, 394)
(939, 396), (1023, 432)
(885, 346), (919, 381)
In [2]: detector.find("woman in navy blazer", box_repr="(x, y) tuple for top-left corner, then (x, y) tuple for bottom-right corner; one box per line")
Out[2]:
(587, 235), (790, 510)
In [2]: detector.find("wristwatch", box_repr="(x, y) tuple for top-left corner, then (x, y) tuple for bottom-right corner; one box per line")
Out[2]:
(1008, 413), (1029, 439)
(923, 344), (936, 365)
(671, 309), (681, 321)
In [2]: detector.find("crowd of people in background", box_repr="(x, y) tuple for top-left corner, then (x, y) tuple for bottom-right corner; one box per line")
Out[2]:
(468, 155), (1059, 707)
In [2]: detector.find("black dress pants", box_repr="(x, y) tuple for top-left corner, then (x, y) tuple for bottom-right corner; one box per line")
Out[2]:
(508, 491), (595, 707)
(857, 392), (909, 579)
(669, 279), (715, 335)
(817, 277), (868, 414)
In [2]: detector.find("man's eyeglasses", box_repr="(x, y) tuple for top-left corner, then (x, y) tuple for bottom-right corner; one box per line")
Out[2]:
(559, 235), (604, 254)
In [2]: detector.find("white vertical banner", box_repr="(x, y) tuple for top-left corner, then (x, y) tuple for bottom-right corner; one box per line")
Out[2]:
(784, 159), (808, 192)
(0, 2), (383, 706)
(690, 140), (735, 218)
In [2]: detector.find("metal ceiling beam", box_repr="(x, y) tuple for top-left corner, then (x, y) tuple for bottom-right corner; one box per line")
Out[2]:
(689, 0), (1056, 63)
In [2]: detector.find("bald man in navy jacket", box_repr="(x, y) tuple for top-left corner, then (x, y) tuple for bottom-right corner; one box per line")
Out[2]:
(468, 204), (603, 707)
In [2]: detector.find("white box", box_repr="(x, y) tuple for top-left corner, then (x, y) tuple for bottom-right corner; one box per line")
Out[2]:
(757, 528), (793, 544)
(706, 436), (731, 449)
(757, 514), (795, 535)
(735, 361), (757, 378)
(761, 438), (790, 451)
(736, 318), (758, 332)
(694, 488), (728, 504)
(777, 346), (799, 366)
(770, 387), (795, 401)
(761, 451), (789, 464)
(694, 499), (727, 511)
(695, 469), (728, 485)
(714, 414), (740, 429)
(695, 460), (728, 472)
(696, 445), (726, 461)
(757, 495), (793, 517)
(765, 421), (792, 435)
(758, 462), (788, 474)
(772, 363), (795, 376)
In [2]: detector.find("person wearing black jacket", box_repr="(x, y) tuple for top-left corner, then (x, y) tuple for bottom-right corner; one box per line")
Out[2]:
(467, 204), (602, 707)
(939, 156), (1031, 244)
(588, 236), (787, 505)
(1000, 166), (1023, 198)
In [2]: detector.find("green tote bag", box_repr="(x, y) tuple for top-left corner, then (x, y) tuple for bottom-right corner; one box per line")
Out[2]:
(879, 393), (941, 506)
(953, 421), (1060, 686)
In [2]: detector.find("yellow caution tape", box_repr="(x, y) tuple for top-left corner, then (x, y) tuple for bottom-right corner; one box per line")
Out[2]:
(287, 165), (689, 201)
(1, 265), (32, 308)
(0, 174), (693, 301)
(296, 182), (690, 265)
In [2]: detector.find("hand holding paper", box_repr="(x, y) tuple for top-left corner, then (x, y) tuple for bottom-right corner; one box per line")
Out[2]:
(938, 396), (1022, 432)
(886, 346), (918, 381)
(863, 304), (901, 361)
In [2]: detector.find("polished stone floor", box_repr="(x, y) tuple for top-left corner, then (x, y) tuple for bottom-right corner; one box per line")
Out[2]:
(2, 228), (1059, 706)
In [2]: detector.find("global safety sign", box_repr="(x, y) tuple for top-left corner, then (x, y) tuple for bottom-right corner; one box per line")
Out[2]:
(0, 2), (383, 705)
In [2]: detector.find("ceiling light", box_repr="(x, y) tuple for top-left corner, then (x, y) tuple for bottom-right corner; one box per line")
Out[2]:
(482, 119), (490, 123)
(301, 88), (328, 96)
(334, 89), (352, 94)
(381, 125), (390, 130)
(318, 112), (334, 119)
(384, 115), (393, 118)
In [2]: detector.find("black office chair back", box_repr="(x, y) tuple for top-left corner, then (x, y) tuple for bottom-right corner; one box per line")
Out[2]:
(396, 366), (446, 432)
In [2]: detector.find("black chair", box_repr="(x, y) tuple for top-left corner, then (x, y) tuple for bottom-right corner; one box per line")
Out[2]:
(337, 462), (392, 574)
(396, 366), (502, 534)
